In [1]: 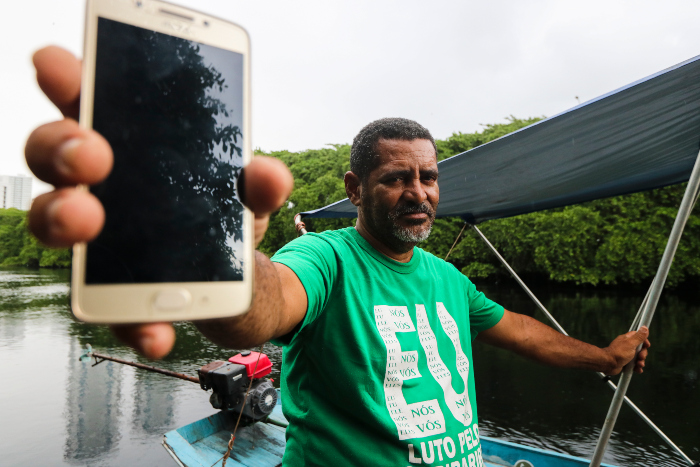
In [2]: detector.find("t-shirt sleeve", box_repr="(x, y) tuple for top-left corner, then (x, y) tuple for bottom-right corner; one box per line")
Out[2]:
(269, 233), (338, 346)
(463, 276), (504, 338)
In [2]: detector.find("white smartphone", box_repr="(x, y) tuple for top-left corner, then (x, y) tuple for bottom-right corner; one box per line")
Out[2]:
(72, 0), (253, 323)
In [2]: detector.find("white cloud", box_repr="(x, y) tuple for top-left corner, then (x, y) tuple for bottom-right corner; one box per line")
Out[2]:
(3, 0), (700, 198)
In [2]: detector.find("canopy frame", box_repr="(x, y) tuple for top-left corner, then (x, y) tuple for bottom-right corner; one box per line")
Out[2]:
(468, 222), (695, 466)
(588, 147), (700, 467)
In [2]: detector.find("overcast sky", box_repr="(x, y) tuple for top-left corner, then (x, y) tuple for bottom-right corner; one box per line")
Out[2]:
(3, 0), (700, 198)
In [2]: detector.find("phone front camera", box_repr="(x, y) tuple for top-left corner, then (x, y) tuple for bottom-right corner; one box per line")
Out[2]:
(135, 1), (143, 7)
(203, 20), (210, 27)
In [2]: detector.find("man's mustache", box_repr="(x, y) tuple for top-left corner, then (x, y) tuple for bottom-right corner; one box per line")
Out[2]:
(390, 202), (436, 219)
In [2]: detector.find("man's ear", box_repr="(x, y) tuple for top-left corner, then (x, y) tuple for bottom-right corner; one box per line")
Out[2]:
(344, 171), (362, 206)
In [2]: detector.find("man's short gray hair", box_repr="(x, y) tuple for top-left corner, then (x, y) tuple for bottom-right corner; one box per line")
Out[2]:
(350, 118), (437, 182)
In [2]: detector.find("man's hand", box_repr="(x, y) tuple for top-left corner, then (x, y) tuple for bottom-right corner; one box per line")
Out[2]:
(25, 46), (294, 359)
(603, 326), (650, 376)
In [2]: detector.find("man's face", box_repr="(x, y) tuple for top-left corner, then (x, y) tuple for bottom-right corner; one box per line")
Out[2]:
(359, 138), (439, 249)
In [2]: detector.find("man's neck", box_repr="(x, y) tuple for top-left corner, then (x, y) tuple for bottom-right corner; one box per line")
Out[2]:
(354, 221), (415, 263)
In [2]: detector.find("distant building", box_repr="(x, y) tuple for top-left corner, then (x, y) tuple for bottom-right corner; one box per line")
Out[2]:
(0, 174), (32, 210)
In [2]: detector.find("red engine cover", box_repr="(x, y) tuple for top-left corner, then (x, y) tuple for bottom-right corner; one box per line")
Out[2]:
(229, 351), (272, 379)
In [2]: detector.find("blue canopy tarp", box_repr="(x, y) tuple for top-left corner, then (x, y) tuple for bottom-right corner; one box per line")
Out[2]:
(302, 55), (700, 224)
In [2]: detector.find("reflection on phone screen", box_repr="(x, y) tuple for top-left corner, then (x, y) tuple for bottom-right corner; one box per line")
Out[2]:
(87, 18), (245, 284)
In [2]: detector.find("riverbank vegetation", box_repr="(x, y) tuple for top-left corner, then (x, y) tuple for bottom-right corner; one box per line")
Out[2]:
(257, 116), (700, 288)
(4, 117), (699, 287)
(0, 208), (71, 268)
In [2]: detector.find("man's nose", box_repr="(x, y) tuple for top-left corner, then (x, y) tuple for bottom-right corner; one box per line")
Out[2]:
(402, 179), (427, 203)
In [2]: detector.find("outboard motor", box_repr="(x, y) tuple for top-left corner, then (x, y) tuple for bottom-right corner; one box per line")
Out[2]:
(198, 351), (277, 421)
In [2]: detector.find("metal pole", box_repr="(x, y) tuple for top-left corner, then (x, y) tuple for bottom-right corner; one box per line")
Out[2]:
(470, 224), (694, 465)
(445, 222), (468, 261)
(471, 224), (568, 336)
(589, 147), (700, 467)
(628, 284), (651, 332)
(599, 377), (694, 466)
(85, 349), (201, 384)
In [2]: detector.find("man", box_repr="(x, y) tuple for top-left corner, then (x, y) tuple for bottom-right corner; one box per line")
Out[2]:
(27, 47), (648, 467)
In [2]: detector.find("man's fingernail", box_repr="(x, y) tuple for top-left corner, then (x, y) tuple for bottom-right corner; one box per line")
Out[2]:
(47, 197), (66, 238)
(56, 138), (82, 177)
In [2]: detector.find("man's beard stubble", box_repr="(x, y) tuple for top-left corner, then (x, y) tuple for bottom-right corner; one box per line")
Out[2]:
(387, 202), (435, 243)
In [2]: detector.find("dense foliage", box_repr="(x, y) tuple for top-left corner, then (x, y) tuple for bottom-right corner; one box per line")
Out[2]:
(422, 185), (700, 287)
(259, 116), (700, 288)
(5, 116), (699, 287)
(0, 208), (71, 268)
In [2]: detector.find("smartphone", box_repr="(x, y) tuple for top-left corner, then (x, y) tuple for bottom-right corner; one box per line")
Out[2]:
(72, 0), (253, 323)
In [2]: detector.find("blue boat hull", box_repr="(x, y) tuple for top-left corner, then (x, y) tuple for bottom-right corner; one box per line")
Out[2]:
(163, 393), (617, 467)
(163, 410), (286, 467)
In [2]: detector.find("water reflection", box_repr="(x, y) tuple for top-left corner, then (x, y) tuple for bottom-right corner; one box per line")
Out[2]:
(0, 268), (697, 467)
(64, 340), (124, 463)
(132, 373), (175, 434)
(0, 311), (25, 348)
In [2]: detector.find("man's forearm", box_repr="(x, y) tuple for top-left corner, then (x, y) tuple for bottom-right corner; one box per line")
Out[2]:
(194, 251), (288, 349)
(490, 313), (616, 372)
(477, 310), (650, 376)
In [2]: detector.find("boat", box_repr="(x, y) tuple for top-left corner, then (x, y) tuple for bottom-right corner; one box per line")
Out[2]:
(161, 54), (700, 466)
(162, 391), (287, 467)
(77, 345), (618, 466)
(163, 389), (619, 467)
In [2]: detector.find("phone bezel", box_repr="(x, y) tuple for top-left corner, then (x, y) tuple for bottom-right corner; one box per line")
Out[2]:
(72, 0), (254, 323)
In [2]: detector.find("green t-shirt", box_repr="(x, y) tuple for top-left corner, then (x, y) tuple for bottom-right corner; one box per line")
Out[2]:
(271, 227), (504, 467)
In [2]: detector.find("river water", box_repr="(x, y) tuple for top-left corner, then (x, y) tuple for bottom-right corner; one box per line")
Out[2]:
(0, 267), (697, 466)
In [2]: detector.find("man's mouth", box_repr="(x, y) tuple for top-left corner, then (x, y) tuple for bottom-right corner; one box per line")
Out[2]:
(401, 212), (428, 220)
(390, 203), (435, 223)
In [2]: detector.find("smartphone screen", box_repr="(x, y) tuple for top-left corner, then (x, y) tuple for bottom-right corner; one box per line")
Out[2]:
(87, 17), (245, 285)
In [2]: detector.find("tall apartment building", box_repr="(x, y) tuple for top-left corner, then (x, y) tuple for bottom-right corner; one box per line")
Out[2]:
(0, 174), (33, 211)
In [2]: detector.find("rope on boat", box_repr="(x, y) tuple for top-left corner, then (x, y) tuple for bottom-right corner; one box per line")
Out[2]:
(467, 223), (695, 466)
(222, 436), (235, 467)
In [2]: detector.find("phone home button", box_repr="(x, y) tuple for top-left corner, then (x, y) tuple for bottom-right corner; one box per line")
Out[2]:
(153, 289), (192, 311)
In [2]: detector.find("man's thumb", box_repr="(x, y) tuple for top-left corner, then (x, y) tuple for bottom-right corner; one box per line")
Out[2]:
(630, 326), (649, 344)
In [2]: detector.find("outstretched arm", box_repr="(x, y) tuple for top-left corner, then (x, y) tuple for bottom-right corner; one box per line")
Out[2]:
(476, 310), (650, 376)
(26, 46), (307, 358)
(194, 256), (307, 349)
